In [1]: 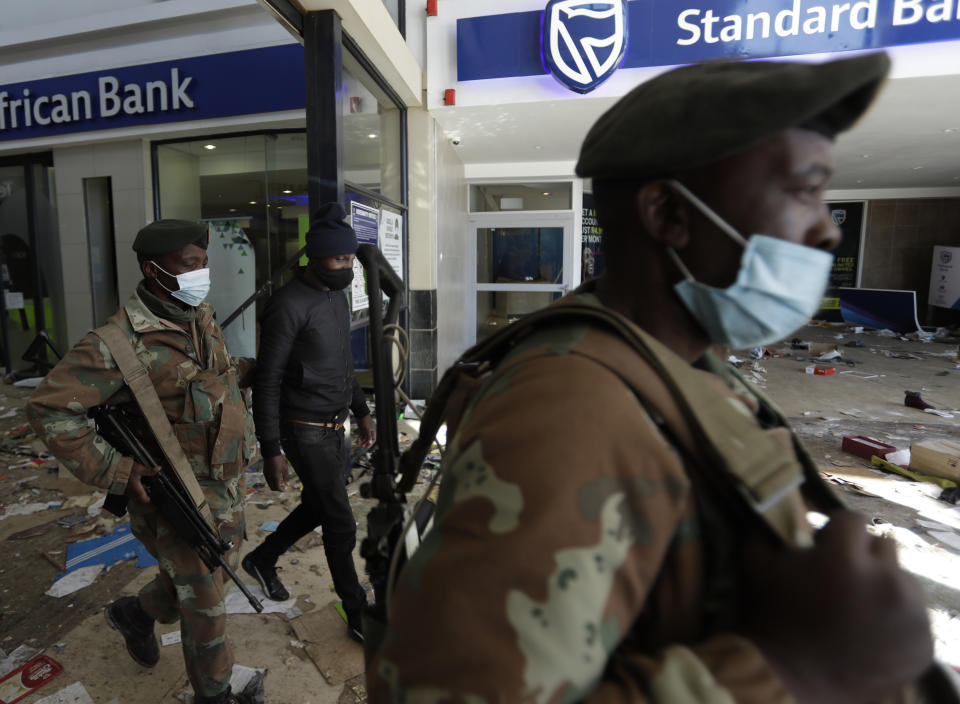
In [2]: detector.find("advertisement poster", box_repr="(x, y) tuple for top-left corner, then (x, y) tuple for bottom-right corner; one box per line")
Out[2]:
(581, 192), (605, 281)
(379, 210), (404, 282)
(349, 201), (379, 313)
(818, 201), (865, 320)
(930, 246), (960, 310)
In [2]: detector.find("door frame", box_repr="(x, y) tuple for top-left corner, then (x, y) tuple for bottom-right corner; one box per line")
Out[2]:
(468, 210), (576, 345)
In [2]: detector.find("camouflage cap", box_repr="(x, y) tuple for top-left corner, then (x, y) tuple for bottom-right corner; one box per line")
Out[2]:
(132, 219), (209, 256)
(575, 52), (890, 181)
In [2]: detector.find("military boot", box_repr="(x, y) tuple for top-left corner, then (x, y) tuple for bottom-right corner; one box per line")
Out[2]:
(104, 596), (160, 668)
(195, 672), (265, 704)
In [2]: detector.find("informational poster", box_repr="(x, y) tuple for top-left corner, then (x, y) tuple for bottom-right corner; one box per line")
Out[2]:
(581, 192), (605, 281)
(826, 201), (865, 289)
(818, 201), (865, 320)
(379, 210), (404, 282)
(930, 246), (960, 310)
(206, 220), (256, 358)
(349, 201), (379, 313)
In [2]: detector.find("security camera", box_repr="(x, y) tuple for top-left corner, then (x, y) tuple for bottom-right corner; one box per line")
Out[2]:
(451, 137), (461, 146)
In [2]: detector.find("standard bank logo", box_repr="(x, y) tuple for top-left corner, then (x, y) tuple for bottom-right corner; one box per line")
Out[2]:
(831, 209), (847, 226)
(943, 250), (954, 265)
(542, 0), (629, 94)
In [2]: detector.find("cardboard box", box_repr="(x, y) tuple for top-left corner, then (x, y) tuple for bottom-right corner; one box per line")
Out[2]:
(842, 436), (898, 461)
(813, 366), (836, 376)
(910, 439), (960, 482)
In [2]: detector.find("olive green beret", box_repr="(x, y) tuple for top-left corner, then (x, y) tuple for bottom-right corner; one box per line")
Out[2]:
(576, 52), (890, 181)
(132, 219), (209, 256)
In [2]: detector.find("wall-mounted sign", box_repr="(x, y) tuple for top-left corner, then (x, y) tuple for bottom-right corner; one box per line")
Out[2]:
(930, 246), (960, 310)
(458, 0), (960, 91)
(581, 192), (605, 279)
(818, 200), (865, 320)
(349, 201), (380, 313)
(0, 44), (305, 142)
(542, 1), (629, 94)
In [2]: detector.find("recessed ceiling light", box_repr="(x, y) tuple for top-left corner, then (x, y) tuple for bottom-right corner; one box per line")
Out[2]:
(913, 166), (924, 170)
(249, 201), (257, 205)
(282, 189), (293, 194)
(229, 208), (236, 212)
(944, 128), (959, 133)
(861, 154), (871, 159)
(534, 145), (543, 150)
(368, 133), (378, 139)
(204, 144), (216, 150)
(857, 179), (864, 183)
(542, 192), (551, 196)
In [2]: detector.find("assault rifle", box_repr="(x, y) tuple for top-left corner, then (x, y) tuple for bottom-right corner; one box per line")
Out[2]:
(89, 405), (264, 613)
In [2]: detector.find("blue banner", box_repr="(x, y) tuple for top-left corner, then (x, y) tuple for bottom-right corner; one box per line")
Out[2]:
(0, 44), (305, 142)
(459, 0), (960, 85)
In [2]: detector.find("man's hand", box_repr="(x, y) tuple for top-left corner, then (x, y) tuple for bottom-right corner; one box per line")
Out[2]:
(127, 462), (161, 503)
(357, 415), (377, 449)
(264, 455), (290, 492)
(743, 511), (933, 704)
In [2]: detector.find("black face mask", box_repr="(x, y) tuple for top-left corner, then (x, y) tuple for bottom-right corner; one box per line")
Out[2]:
(311, 263), (354, 291)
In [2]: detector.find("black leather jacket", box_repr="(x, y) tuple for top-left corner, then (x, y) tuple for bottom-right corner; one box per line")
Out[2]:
(253, 270), (369, 457)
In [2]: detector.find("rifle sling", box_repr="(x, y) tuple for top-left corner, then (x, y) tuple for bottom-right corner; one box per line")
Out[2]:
(92, 323), (217, 533)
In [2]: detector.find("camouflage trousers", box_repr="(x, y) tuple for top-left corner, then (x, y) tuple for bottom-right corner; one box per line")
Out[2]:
(129, 475), (246, 698)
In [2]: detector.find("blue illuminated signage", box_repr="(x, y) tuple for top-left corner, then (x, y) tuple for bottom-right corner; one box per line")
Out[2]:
(542, 1), (629, 94)
(459, 0), (960, 91)
(0, 44), (305, 142)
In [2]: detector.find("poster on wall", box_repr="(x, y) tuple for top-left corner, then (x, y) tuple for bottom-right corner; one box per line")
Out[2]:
(582, 193), (605, 281)
(206, 220), (256, 358)
(930, 246), (960, 311)
(379, 210), (404, 283)
(818, 201), (865, 320)
(349, 201), (379, 313)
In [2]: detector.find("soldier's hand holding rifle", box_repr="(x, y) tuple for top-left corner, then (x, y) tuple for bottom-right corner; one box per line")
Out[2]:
(127, 462), (161, 503)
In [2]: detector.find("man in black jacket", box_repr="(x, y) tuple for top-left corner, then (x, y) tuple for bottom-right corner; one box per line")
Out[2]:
(244, 203), (376, 642)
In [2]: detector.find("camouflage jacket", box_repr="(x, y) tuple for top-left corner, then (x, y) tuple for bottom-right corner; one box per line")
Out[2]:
(27, 286), (257, 495)
(369, 288), (815, 703)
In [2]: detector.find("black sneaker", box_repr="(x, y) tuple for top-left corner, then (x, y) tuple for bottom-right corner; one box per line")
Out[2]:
(242, 551), (290, 601)
(104, 596), (160, 668)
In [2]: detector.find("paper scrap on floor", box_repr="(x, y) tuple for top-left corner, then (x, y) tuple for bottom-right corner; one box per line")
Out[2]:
(224, 584), (296, 615)
(929, 531), (960, 551)
(161, 631), (182, 647)
(33, 681), (95, 704)
(45, 565), (103, 598)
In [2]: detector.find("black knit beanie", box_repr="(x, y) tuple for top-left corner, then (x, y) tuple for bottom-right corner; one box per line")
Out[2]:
(305, 203), (359, 258)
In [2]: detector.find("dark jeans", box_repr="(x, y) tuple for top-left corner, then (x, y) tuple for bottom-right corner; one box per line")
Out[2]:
(258, 422), (366, 614)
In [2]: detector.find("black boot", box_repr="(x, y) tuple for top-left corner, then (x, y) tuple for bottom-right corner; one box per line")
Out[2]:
(242, 547), (290, 601)
(195, 672), (265, 704)
(104, 596), (160, 668)
(345, 606), (364, 644)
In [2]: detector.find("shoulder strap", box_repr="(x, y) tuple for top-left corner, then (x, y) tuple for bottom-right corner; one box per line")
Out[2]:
(92, 322), (217, 532)
(400, 302), (841, 540)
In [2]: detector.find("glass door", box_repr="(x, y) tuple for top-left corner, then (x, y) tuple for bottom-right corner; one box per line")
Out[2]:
(470, 211), (574, 343)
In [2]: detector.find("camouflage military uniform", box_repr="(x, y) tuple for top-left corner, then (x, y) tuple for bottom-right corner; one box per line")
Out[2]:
(368, 286), (833, 703)
(27, 283), (257, 699)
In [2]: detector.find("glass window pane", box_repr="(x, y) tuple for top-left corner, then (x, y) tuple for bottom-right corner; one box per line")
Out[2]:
(476, 227), (564, 284)
(343, 50), (403, 204)
(477, 291), (560, 341)
(470, 183), (572, 212)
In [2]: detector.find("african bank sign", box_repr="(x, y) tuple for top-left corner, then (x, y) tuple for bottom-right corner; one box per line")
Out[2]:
(0, 44), (305, 142)
(457, 0), (960, 94)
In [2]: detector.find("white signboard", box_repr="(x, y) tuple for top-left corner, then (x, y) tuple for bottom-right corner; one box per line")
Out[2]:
(929, 246), (960, 311)
(378, 210), (403, 282)
(349, 202), (379, 313)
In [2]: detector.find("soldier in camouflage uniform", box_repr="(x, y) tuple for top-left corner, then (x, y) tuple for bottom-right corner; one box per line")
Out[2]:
(369, 56), (939, 702)
(27, 221), (259, 704)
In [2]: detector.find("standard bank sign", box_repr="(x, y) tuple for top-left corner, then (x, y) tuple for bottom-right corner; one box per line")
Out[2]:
(458, 0), (960, 93)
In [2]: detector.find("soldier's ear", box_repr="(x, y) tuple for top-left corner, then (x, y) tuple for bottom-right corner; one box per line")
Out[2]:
(141, 259), (158, 280)
(637, 182), (690, 250)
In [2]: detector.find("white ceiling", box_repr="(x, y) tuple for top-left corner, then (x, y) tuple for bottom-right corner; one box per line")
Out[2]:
(434, 72), (960, 190)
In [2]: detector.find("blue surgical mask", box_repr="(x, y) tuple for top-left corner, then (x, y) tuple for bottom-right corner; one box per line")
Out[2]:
(667, 180), (834, 348)
(151, 261), (211, 307)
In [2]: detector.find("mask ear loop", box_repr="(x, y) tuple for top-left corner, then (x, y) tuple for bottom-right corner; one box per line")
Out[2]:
(667, 180), (748, 247)
(149, 260), (179, 295)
